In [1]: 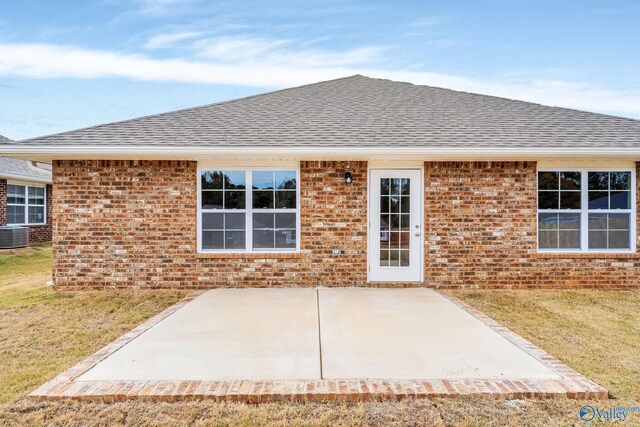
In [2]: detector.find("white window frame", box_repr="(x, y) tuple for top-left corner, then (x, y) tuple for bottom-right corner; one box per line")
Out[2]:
(196, 166), (301, 253)
(536, 167), (636, 253)
(6, 182), (47, 226)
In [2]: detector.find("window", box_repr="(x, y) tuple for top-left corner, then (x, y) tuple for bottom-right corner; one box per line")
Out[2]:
(199, 168), (299, 252)
(7, 184), (46, 225)
(537, 170), (634, 252)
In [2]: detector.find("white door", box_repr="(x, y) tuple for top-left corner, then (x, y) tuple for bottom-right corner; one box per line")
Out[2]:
(369, 169), (423, 282)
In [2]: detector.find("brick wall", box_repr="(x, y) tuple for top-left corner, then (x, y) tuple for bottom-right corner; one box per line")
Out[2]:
(0, 179), (52, 243)
(0, 179), (6, 225)
(52, 159), (640, 289)
(53, 160), (367, 289)
(424, 161), (640, 288)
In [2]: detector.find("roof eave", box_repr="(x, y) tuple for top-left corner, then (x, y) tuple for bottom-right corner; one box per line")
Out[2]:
(1, 145), (640, 163)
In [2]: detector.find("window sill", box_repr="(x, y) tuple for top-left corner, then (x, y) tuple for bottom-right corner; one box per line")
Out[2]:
(6, 223), (47, 227)
(196, 252), (302, 259)
(537, 252), (640, 259)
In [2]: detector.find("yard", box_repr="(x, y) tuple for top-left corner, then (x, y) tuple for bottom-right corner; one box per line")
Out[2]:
(0, 245), (639, 426)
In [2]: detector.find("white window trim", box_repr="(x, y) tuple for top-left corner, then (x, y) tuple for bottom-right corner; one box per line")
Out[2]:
(196, 165), (301, 254)
(6, 182), (47, 226)
(536, 167), (636, 253)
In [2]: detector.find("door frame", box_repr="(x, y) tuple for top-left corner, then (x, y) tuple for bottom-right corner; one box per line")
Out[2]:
(367, 164), (424, 283)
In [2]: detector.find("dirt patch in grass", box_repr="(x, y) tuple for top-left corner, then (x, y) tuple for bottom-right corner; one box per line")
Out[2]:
(0, 244), (187, 404)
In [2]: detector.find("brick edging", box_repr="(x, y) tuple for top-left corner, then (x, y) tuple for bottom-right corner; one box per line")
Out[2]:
(28, 290), (608, 402)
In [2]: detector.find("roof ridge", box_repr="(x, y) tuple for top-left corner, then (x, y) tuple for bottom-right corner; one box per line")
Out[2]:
(11, 75), (365, 144)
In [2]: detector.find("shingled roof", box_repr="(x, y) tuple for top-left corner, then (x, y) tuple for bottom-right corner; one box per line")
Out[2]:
(3, 75), (640, 150)
(0, 135), (51, 182)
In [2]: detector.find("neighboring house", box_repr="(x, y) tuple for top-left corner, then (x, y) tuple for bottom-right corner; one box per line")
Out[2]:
(0, 135), (52, 243)
(1, 75), (639, 289)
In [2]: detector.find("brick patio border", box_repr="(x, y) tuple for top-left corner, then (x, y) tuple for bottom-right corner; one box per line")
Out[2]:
(29, 290), (608, 402)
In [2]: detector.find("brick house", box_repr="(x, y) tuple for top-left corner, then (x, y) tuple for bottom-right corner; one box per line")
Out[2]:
(0, 135), (52, 243)
(1, 75), (639, 289)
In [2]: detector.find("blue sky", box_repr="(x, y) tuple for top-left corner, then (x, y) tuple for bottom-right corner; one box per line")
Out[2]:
(1, 0), (639, 139)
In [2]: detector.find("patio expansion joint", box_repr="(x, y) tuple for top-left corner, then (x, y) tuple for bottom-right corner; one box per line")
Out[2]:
(28, 289), (609, 402)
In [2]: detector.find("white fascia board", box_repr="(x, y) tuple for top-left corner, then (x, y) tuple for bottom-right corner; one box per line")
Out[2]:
(1, 145), (640, 163)
(0, 172), (51, 184)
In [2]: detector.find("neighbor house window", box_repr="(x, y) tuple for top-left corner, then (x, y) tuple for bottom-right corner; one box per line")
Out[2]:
(199, 169), (299, 252)
(537, 170), (634, 252)
(7, 184), (46, 225)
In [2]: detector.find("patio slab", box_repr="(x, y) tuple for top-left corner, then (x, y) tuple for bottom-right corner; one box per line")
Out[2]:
(29, 288), (608, 402)
(319, 288), (560, 380)
(79, 288), (321, 381)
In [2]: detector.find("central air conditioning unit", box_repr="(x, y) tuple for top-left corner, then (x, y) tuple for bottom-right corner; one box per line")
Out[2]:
(0, 226), (29, 249)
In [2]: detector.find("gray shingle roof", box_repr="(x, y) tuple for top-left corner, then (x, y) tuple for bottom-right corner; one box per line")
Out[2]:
(0, 135), (52, 182)
(5, 75), (640, 149)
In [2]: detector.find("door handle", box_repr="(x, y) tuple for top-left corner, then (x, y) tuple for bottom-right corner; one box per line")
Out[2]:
(414, 232), (420, 237)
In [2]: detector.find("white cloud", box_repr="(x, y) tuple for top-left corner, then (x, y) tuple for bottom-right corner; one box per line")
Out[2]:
(192, 35), (386, 68)
(193, 36), (293, 61)
(144, 31), (203, 49)
(0, 42), (638, 117)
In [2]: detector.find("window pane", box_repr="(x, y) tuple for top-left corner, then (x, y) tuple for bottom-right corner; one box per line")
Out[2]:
(201, 171), (225, 189)
(380, 178), (390, 195)
(253, 230), (275, 249)
(588, 213), (607, 230)
(558, 213), (580, 230)
(252, 171), (274, 189)
(7, 205), (25, 224)
(400, 214), (411, 231)
(28, 187), (45, 205)
(400, 178), (410, 196)
(388, 249), (400, 266)
(608, 213), (630, 230)
(253, 191), (274, 209)
(389, 232), (400, 249)
(538, 172), (558, 190)
(559, 231), (580, 249)
(390, 179), (400, 195)
(275, 191), (296, 209)
(389, 214), (400, 231)
(400, 196), (410, 213)
(610, 172), (631, 190)
(380, 196), (389, 213)
(389, 196), (400, 213)
(28, 206), (45, 224)
(588, 191), (609, 209)
(588, 172), (608, 190)
(379, 250), (389, 266)
(538, 213), (559, 230)
(7, 184), (26, 205)
(560, 172), (581, 190)
(225, 231), (245, 249)
(275, 171), (296, 189)
(224, 171), (246, 189)
(560, 192), (581, 209)
(609, 231), (630, 249)
(225, 191), (246, 209)
(253, 213), (274, 229)
(202, 231), (224, 249)
(275, 230), (296, 249)
(275, 213), (296, 229)
(400, 250), (410, 266)
(588, 231), (607, 249)
(225, 213), (245, 230)
(610, 191), (630, 209)
(202, 213), (223, 229)
(202, 191), (223, 209)
(538, 192), (559, 209)
(538, 230), (558, 249)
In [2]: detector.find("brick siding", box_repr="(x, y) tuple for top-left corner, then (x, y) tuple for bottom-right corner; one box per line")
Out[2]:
(53, 160), (367, 289)
(52, 160), (640, 289)
(0, 178), (52, 243)
(424, 161), (640, 288)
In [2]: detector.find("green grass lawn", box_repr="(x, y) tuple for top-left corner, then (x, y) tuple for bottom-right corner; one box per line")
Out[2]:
(0, 245), (638, 426)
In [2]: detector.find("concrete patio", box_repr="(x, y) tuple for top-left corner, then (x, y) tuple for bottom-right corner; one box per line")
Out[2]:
(30, 288), (607, 401)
